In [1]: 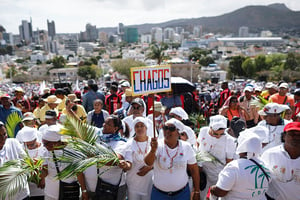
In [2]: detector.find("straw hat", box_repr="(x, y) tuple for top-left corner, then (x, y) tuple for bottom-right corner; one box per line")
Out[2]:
(44, 95), (62, 104)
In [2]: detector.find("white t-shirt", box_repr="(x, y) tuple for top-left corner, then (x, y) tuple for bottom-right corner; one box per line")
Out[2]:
(153, 139), (196, 192)
(84, 140), (128, 192)
(257, 119), (289, 151)
(261, 145), (300, 200)
(0, 138), (30, 200)
(124, 137), (153, 196)
(27, 145), (47, 197)
(44, 149), (77, 199)
(197, 127), (236, 165)
(197, 127), (236, 184)
(123, 115), (154, 138)
(216, 158), (270, 200)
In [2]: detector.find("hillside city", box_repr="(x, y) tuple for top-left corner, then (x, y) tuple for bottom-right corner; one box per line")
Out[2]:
(0, 10), (300, 85)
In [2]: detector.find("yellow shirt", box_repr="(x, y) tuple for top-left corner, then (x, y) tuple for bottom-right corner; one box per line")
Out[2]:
(57, 96), (67, 112)
(33, 107), (42, 119)
(39, 104), (59, 122)
(62, 104), (87, 120)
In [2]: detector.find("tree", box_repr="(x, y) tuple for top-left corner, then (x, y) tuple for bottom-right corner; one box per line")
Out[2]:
(242, 58), (256, 78)
(146, 43), (168, 65)
(77, 65), (101, 79)
(188, 48), (211, 61)
(52, 56), (66, 68)
(284, 52), (299, 70)
(228, 56), (246, 78)
(255, 55), (268, 71)
(36, 60), (42, 65)
(5, 66), (17, 78)
(111, 59), (146, 81)
(199, 56), (215, 66)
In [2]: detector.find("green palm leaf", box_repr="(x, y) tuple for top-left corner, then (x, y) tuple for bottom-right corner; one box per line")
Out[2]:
(56, 138), (120, 180)
(5, 112), (22, 138)
(60, 116), (98, 144)
(196, 151), (224, 166)
(0, 154), (44, 200)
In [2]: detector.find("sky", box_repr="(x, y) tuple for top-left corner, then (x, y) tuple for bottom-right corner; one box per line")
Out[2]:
(1, 0), (299, 34)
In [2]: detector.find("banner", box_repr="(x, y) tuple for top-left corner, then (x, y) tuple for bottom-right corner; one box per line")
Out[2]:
(131, 65), (171, 96)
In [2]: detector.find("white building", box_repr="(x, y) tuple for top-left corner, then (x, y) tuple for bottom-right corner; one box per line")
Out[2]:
(122, 49), (145, 62)
(141, 34), (152, 44)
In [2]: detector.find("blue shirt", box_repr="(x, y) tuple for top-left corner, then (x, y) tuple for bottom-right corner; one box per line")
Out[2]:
(82, 90), (105, 113)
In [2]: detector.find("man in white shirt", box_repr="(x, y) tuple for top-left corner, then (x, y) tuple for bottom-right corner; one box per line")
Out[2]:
(197, 115), (236, 200)
(261, 122), (300, 200)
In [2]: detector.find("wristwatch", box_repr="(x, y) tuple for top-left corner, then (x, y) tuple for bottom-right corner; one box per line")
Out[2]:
(82, 189), (87, 193)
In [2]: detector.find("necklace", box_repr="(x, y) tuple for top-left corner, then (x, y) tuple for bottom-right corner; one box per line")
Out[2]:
(165, 142), (179, 173)
(135, 140), (148, 155)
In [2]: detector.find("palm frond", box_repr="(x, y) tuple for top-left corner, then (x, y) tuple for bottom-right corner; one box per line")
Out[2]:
(196, 151), (224, 166)
(0, 154), (44, 200)
(5, 112), (22, 138)
(56, 138), (119, 180)
(59, 116), (98, 144)
(251, 95), (269, 110)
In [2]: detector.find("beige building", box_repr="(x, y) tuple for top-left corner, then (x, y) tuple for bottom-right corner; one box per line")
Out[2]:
(49, 67), (78, 82)
(170, 63), (201, 83)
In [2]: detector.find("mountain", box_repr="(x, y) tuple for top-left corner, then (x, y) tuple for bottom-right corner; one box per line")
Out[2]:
(98, 3), (300, 35)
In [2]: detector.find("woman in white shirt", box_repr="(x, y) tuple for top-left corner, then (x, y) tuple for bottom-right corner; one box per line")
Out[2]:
(145, 118), (200, 200)
(124, 117), (153, 200)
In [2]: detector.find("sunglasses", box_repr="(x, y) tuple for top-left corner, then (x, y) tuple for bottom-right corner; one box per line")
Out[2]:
(212, 132), (225, 136)
(132, 106), (141, 110)
(163, 125), (177, 132)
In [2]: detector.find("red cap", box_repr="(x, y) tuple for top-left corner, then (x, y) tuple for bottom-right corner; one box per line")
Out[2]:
(284, 122), (300, 132)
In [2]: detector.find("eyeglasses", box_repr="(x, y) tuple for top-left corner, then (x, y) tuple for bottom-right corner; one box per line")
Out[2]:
(163, 125), (177, 132)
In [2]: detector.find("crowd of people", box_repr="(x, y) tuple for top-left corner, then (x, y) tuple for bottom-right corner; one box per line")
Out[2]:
(0, 78), (300, 200)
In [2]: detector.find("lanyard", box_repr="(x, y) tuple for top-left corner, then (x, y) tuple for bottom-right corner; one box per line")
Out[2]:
(165, 142), (179, 169)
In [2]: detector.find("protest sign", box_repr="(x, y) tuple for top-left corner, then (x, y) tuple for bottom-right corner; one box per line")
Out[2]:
(130, 65), (171, 96)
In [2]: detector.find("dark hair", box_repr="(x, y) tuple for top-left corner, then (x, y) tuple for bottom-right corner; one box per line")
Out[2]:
(109, 115), (122, 131)
(229, 95), (238, 103)
(0, 121), (4, 127)
(281, 131), (285, 143)
(90, 84), (98, 92)
(110, 85), (118, 92)
(122, 122), (130, 138)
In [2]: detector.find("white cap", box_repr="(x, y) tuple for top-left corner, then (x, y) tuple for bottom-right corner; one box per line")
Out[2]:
(16, 127), (39, 142)
(133, 117), (148, 129)
(42, 125), (61, 142)
(258, 103), (286, 116)
(279, 82), (288, 89)
(169, 107), (189, 120)
(165, 118), (185, 132)
(120, 81), (130, 87)
(243, 86), (253, 93)
(209, 115), (227, 131)
(236, 135), (262, 155)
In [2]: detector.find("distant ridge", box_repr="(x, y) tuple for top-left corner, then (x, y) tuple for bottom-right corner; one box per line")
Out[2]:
(98, 3), (300, 35)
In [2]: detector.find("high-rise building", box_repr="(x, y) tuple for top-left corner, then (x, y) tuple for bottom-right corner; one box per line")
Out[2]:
(151, 27), (163, 43)
(19, 19), (33, 44)
(163, 28), (175, 42)
(239, 26), (249, 37)
(175, 27), (184, 34)
(124, 27), (138, 43)
(64, 39), (79, 52)
(85, 23), (98, 41)
(118, 23), (124, 35)
(193, 26), (202, 38)
(141, 34), (152, 43)
(99, 32), (109, 45)
(47, 19), (56, 40)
